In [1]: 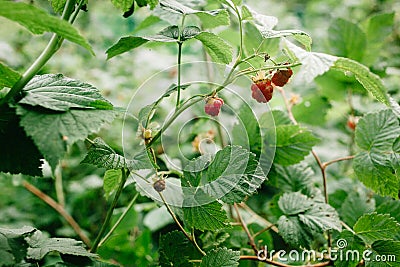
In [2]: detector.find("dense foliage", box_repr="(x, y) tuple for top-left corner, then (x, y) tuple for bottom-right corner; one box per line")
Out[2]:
(0, 0), (399, 266)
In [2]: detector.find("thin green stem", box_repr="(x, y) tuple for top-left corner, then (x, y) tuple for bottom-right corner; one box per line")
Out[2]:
(252, 224), (275, 238)
(234, 62), (302, 79)
(323, 155), (355, 168)
(0, 0), (77, 107)
(146, 96), (204, 147)
(85, 138), (96, 145)
(176, 42), (183, 109)
(215, 117), (226, 147)
(234, 203), (258, 253)
(98, 192), (140, 247)
(233, 5), (244, 59)
(191, 228), (206, 256)
(175, 14), (186, 109)
(90, 168), (128, 253)
(146, 147), (159, 170)
(54, 164), (65, 207)
(341, 221), (356, 234)
(159, 192), (192, 241)
(69, 0), (85, 23)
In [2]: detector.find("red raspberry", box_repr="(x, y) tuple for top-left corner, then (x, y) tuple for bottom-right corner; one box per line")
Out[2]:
(347, 115), (359, 131)
(251, 79), (274, 103)
(204, 97), (224, 116)
(271, 68), (293, 87)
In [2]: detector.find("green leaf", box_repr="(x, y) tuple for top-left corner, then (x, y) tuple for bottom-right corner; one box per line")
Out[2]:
(200, 247), (240, 267)
(0, 226), (95, 264)
(0, 62), (21, 89)
(353, 213), (400, 245)
(242, 5), (277, 30)
(181, 26), (201, 41)
(135, 0), (147, 7)
(299, 202), (342, 232)
(332, 58), (390, 106)
(268, 163), (314, 196)
(136, 0), (158, 9)
(366, 240), (400, 267)
(243, 6), (311, 50)
(16, 106), (117, 170)
(277, 216), (313, 248)
(19, 74), (113, 111)
(0, 2), (93, 54)
(376, 199), (400, 223)
(339, 190), (375, 227)
(107, 25), (185, 59)
(242, 23), (279, 58)
(0, 105), (43, 176)
(283, 39), (338, 83)
(152, 25), (180, 40)
(111, 0), (134, 12)
(353, 109), (400, 198)
(241, 5), (252, 20)
(278, 192), (312, 215)
(292, 95), (331, 126)
(328, 18), (366, 61)
(264, 30), (312, 51)
(81, 137), (152, 171)
(159, 0), (230, 28)
(103, 169), (122, 199)
(231, 0), (242, 5)
(196, 9), (230, 29)
(0, 226), (35, 266)
(26, 231), (95, 260)
(159, 230), (200, 267)
(362, 12), (395, 65)
(355, 109), (399, 151)
(106, 37), (149, 59)
(390, 97), (400, 119)
(159, 0), (194, 14)
(232, 104), (262, 156)
(48, 0), (66, 14)
(334, 230), (366, 267)
(259, 110), (291, 128)
(277, 192), (341, 248)
(183, 190), (230, 231)
(132, 15), (161, 33)
(182, 146), (266, 204)
(265, 125), (319, 166)
(81, 138), (128, 169)
(149, 0), (159, 9)
(195, 32), (233, 64)
(353, 152), (399, 198)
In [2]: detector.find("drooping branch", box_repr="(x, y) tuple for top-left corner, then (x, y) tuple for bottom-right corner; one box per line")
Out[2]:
(22, 180), (91, 247)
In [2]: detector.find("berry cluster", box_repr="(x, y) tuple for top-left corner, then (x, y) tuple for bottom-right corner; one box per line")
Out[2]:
(251, 79), (274, 103)
(204, 97), (224, 116)
(271, 68), (293, 87)
(203, 65), (293, 116)
(251, 66), (293, 103)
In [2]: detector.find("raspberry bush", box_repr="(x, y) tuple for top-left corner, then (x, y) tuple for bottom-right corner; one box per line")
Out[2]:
(0, 0), (399, 267)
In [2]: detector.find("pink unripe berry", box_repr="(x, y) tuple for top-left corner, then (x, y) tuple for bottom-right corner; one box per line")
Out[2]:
(204, 97), (224, 116)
